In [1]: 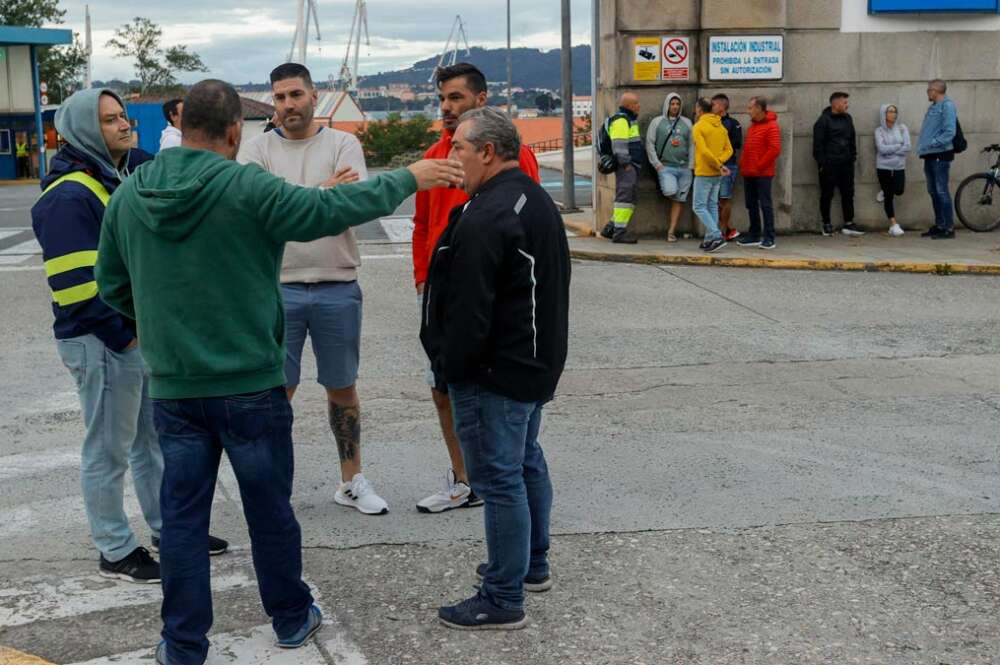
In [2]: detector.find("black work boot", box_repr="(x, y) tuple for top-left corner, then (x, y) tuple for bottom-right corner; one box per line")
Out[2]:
(612, 227), (637, 244)
(599, 222), (615, 239)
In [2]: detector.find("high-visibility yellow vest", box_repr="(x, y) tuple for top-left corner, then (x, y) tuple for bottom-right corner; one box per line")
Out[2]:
(16, 142), (28, 158)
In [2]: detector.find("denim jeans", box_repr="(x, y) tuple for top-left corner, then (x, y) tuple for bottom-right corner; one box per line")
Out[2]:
(153, 387), (313, 665)
(57, 334), (162, 562)
(657, 166), (693, 202)
(692, 176), (722, 241)
(924, 158), (954, 230)
(448, 383), (552, 611)
(744, 176), (775, 243)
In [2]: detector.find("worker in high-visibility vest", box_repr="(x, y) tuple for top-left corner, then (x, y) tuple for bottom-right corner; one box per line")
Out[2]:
(599, 93), (643, 244)
(15, 134), (30, 178)
(30, 88), (229, 585)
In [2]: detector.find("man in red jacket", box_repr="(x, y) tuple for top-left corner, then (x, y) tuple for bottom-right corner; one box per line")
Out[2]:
(737, 97), (782, 249)
(413, 63), (540, 514)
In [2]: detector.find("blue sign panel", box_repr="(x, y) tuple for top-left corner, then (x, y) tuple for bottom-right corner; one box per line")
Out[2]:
(870, 0), (999, 12)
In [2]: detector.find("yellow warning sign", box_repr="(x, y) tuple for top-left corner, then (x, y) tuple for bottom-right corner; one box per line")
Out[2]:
(633, 37), (661, 81)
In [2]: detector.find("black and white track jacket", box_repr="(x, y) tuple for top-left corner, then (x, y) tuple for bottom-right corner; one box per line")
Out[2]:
(420, 167), (571, 403)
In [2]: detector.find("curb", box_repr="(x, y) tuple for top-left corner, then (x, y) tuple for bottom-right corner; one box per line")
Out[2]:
(0, 647), (56, 665)
(569, 248), (1000, 276)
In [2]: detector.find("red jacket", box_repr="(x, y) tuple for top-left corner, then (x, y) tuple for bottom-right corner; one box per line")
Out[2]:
(739, 111), (781, 177)
(411, 130), (540, 287)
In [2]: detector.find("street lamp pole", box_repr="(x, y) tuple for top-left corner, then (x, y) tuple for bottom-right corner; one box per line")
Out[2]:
(560, 0), (577, 210)
(506, 0), (512, 117)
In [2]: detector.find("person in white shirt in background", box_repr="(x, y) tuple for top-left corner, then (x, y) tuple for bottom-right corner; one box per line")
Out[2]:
(159, 98), (183, 151)
(238, 62), (390, 515)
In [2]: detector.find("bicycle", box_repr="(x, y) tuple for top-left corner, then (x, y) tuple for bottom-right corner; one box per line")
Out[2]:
(954, 143), (1000, 232)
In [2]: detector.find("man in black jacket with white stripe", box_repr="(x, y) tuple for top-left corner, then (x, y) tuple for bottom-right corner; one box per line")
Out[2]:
(421, 107), (570, 631)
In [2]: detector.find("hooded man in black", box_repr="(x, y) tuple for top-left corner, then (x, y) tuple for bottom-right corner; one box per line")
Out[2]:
(813, 91), (864, 237)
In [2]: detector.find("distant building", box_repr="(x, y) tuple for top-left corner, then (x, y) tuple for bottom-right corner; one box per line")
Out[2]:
(571, 96), (592, 118)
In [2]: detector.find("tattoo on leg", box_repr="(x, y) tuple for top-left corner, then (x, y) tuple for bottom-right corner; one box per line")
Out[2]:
(329, 403), (360, 463)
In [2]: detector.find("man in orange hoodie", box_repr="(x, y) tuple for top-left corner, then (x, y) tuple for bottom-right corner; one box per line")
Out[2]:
(737, 97), (782, 249)
(412, 63), (540, 514)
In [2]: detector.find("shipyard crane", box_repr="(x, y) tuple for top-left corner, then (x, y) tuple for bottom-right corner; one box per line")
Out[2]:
(289, 0), (322, 64)
(335, 0), (370, 92)
(429, 15), (471, 83)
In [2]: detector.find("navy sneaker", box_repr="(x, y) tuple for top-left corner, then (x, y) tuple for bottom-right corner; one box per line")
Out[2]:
(932, 228), (955, 239)
(276, 605), (323, 648)
(760, 239), (776, 249)
(438, 591), (527, 631)
(703, 238), (727, 253)
(154, 641), (171, 665)
(737, 236), (761, 247)
(475, 563), (554, 593)
(152, 535), (229, 556)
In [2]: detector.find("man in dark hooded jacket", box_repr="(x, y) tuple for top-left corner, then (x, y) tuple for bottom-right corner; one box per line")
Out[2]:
(30, 89), (228, 587)
(813, 91), (863, 237)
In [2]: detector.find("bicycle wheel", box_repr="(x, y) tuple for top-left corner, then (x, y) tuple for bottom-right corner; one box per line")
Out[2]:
(955, 173), (1000, 232)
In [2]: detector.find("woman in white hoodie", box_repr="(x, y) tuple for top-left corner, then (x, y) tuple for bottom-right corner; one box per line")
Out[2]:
(874, 104), (911, 237)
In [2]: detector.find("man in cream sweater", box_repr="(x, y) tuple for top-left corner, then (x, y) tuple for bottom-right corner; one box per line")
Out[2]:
(239, 63), (389, 515)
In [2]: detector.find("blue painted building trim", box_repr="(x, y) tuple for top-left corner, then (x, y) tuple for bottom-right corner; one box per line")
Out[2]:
(869, 0), (1000, 12)
(0, 26), (73, 46)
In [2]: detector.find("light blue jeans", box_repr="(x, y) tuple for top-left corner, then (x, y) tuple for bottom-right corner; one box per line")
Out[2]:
(692, 176), (723, 241)
(57, 334), (163, 562)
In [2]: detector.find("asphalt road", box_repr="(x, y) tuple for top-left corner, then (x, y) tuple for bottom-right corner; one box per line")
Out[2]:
(1, 186), (999, 663)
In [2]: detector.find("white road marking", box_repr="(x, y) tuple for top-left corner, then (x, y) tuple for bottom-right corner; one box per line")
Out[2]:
(360, 253), (408, 260)
(0, 229), (27, 241)
(0, 570), (254, 628)
(0, 449), (80, 482)
(0, 238), (41, 255)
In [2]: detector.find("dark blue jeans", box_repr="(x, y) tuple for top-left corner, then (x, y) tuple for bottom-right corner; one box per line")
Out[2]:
(744, 176), (775, 242)
(924, 158), (954, 230)
(448, 383), (552, 611)
(153, 387), (313, 665)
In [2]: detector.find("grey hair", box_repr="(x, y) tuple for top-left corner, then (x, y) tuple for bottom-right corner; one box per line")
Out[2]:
(929, 79), (947, 94)
(457, 107), (521, 161)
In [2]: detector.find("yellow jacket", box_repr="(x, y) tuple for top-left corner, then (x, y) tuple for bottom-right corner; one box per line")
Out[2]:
(692, 113), (734, 177)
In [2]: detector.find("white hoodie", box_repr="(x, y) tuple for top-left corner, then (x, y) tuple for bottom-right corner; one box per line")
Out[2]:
(159, 125), (182, 151)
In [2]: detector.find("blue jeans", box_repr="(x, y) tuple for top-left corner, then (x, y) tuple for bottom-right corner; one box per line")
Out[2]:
(744, 176), (775, 242)
(282, 281), (362, 389)
(448, 383), (552, 611)
(924, 159), (953, 230)
(153, 387), (313, 665)
(692, 176), (723, 241)
(57, 335), (162, 562)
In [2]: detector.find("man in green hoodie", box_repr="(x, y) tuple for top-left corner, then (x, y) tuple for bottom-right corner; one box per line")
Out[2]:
(95, 79), (463, 665)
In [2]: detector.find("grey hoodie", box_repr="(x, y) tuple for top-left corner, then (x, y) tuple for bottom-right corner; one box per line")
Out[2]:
(646, 92), (694, 170)
(54, 88), (132, 182)
(874, 104), (911, 171)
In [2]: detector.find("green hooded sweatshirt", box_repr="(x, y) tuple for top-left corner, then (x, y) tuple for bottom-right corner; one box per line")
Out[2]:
(95, 147), (416, 399)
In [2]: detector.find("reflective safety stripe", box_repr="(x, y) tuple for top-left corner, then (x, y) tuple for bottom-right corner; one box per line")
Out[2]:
(612, 206), (634, 224)
(52, 280), (99, 306)
(608, 118), (632, 141)
(44, 250), (99, 278)
(40, 172), (110, 207)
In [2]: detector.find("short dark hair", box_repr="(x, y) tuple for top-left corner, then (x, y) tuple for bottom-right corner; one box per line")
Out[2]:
(830, 91), (850, 104)
(270, 62), (313, 88)
(750, 96), (768, 112)
(182, 79), (243, 141)
(711, 93), (730, 109)
(695, 98), (712, 114)
(162, 98), (183, 123)
(435, 63), (487, 95)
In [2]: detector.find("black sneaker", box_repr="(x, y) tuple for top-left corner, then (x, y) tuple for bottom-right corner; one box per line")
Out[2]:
(703, 238), (727, 253)
(466, 489), (484, 507)
(921, 226), (943, 237)
(737, 236), (761, 247)
(841, 222), (865, 237)
(932, 228), (955, 239)
(822, 223), (833, 236)
(476, 563), (554, 593)
(611, 228), (637, 244)
(99, 546), (160, 584)
(438, 591), (527, 631)
(151, 535), (229, 556)
(599, 222), (615, 239)
(760, 238), (776, 249)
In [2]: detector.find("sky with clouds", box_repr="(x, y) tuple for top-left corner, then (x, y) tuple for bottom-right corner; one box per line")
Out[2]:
(55, 0), (592, 85)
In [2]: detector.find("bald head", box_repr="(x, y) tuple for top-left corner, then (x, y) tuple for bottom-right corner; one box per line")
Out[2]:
(618, 92), (640, 115)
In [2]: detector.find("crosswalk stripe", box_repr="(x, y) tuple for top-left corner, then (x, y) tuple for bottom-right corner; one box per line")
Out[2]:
(0, 238), (40, 255)
(0, 229), (27, 241)
(379, 217), (414, 243)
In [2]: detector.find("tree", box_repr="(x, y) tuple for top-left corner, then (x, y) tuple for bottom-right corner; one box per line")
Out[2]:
(0, 0), (88, 103)
(535, 93), (553, 115)
(106, 17), (208, 93)
(355, 114), (436, 167)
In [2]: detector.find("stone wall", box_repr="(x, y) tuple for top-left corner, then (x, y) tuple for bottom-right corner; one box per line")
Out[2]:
(595, 0), (1000, 236)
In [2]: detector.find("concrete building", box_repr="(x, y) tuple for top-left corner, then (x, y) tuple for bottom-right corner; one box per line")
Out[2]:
(593, 0), (1000, 236)
(572, 95), (593, 118)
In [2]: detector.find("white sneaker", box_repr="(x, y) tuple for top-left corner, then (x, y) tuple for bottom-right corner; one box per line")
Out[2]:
(888, 223), (904, 237)
(416, 469), (483, 514)
(334, 473), (389, 515)
(876, 190), (885, 203)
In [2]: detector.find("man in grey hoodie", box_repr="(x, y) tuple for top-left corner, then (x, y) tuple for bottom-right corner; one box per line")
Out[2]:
(646, 92), (694, 242)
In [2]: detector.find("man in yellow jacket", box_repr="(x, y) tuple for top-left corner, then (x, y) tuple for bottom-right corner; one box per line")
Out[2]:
(691, 98), (733, 253)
